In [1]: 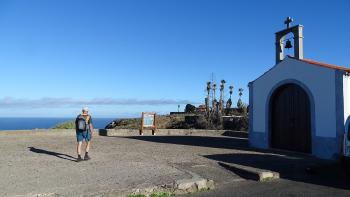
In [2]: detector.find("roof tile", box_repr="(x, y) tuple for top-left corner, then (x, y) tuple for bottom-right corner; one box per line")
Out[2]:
(288, 56), (350, 72)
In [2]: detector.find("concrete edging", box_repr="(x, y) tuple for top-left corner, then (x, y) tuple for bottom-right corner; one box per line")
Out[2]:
(219, 162), (279, 182)
(130, 177), (215, 197)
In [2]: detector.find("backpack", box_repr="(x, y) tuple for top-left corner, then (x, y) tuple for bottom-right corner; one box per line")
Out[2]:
(76, 115), (89, 132)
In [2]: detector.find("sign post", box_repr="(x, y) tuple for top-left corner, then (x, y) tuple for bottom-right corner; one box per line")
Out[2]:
(140, 112), (156, 135)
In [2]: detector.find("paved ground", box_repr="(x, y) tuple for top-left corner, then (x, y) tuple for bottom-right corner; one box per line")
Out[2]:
(182, 179), (350, 197)
(0, 131), (350, 196)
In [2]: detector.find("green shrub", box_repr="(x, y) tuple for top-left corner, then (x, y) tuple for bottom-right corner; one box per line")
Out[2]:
(150, 192), (174, 197)
(52, 121), (75, 129)
(127, 195), (146, 197)
(222, 116), (248, 131)
(184, 104), (196, 113)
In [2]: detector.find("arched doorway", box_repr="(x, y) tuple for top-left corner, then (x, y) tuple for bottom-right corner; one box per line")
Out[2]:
(270, 83), (311, 153)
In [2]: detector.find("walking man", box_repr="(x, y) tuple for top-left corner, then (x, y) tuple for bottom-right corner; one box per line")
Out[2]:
(75, 106), (94, 162)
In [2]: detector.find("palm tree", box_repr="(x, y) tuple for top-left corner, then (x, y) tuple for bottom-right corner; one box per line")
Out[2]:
(229, 85), (234, 99)
(206, 81), (211, 97)
(219, 80), (226, 113)
(220, 80), (226, 91)
(212, 83), (217, 100)
(239, 88), (244, 98)
(225, 85), (233, 110)
(205, 81), (211, 117)
(237, 88), (244, 109)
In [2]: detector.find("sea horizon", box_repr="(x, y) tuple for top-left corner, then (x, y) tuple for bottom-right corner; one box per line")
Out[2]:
(0, 117), (120, 131)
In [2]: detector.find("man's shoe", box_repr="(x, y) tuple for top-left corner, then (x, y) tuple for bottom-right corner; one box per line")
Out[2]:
(76, 155), (83, 162)
(84, 153), (91, 161)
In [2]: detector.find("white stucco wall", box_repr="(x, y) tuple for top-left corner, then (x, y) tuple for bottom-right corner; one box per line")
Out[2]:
(252, 57), (337, 138)
(343, 75), (350, 124)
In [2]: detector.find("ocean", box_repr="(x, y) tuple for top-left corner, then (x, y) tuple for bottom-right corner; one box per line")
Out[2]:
(0, 117), (115, 131)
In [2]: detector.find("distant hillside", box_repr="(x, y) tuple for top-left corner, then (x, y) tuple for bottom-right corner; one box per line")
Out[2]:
(105, 115), (187, 129)
(51, 115), (188, 130)
(105, 114), (248, 131)
(52, 114), (248, 131)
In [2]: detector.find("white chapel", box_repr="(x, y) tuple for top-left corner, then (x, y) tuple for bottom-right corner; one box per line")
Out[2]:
(249, 17), (350, 160)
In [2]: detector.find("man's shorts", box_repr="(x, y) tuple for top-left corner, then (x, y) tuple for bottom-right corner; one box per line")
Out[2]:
(76, 131), (91, 142)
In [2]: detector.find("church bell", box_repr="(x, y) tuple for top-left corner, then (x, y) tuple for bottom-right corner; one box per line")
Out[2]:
(285, 39), (293, 49)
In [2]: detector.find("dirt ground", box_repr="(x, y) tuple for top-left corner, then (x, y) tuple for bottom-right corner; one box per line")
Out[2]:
(1, 131), (350, 197)
(0, 131), (242, 196)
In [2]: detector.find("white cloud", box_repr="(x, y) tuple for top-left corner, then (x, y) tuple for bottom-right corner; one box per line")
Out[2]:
(0, 97), (197, 108)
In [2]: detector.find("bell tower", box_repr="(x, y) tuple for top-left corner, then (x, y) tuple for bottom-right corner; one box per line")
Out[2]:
(275, 17), (304, 64)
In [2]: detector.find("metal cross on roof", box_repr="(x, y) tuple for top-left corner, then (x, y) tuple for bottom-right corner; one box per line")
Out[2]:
(284, 17), (293, 29)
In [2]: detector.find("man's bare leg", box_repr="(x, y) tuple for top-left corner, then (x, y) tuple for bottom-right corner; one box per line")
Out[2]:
(77, 141), (82, 155)
(84, 141), (91, 160)
(85, 141), (90, 153)
(76, 141), (83, 162)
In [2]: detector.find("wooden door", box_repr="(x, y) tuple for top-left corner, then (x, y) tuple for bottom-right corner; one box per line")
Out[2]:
(271, 84), (311, 153)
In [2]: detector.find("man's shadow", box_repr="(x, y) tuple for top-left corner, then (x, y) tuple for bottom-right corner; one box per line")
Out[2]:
(28, 147), (77, 162)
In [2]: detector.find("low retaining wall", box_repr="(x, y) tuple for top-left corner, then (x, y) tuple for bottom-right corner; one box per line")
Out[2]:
(0, 129), (248, 138)
(103, 129), (247, 137)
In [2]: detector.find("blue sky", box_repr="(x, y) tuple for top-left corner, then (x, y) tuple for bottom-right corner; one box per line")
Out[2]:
(0, 0), (349, 117)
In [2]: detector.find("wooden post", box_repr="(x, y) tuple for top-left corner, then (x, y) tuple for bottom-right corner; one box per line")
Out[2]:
(140, 112), (144, 135)
(152, 113), (157, 135)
